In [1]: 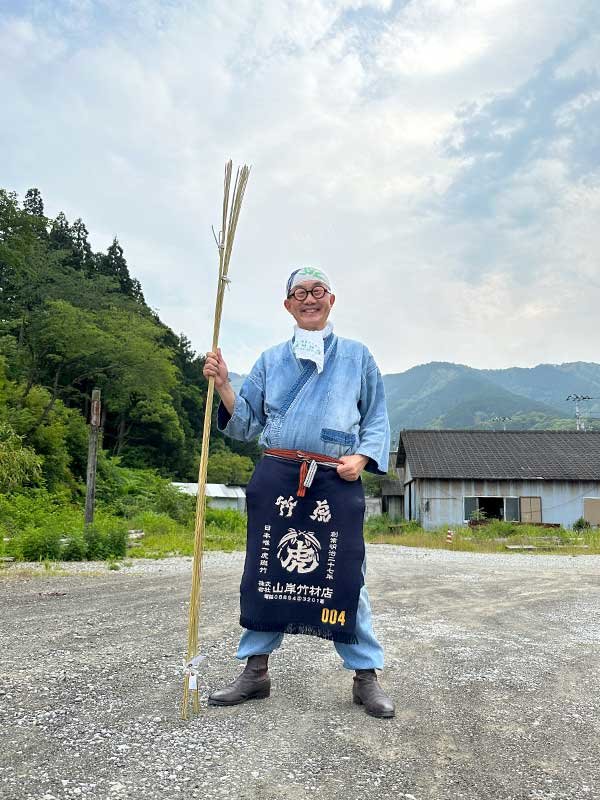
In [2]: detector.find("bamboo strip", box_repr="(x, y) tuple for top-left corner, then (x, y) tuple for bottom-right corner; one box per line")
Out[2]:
(181, 160), (250, 718)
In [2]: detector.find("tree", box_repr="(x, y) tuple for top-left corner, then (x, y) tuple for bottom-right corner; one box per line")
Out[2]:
(0, 190), (57, 338)
(0, 356), (87, 489)
(0, 421), (42, 491)
(96, 237), (143, 300)
(207, 448), (254, 485)
(18, 299), (178, 438)
(49, 211), (72, 252)
(70, 218), (93, 272)
(23, 188), (44, 217)
(0, 183), (259, 487)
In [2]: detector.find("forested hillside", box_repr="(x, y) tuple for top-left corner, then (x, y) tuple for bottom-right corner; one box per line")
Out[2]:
(383, 361), (600, 439)
(0, 187), (259, 496)
(481, 363), (600, 419)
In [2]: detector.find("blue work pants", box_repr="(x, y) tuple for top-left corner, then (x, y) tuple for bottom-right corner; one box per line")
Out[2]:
(236, 559), (384, 670)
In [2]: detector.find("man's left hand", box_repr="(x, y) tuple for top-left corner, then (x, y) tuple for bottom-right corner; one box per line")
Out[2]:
(337, 454), (369, 481)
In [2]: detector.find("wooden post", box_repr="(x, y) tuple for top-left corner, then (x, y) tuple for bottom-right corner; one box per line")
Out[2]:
(84, 388), (102, 526)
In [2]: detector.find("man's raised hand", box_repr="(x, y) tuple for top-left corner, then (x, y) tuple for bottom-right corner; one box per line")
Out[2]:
(203, 348), (229, 389)
(203, 348), (236, 415)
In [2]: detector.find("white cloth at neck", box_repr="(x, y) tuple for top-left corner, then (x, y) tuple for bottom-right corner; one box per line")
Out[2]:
(292, 322), (333, 373)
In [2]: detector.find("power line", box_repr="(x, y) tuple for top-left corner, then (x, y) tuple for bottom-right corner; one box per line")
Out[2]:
(565, 394), (595, 431)
(490, 415), (512, 431)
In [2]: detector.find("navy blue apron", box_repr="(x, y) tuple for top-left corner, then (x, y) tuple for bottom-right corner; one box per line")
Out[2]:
(240, 454), (365, 644)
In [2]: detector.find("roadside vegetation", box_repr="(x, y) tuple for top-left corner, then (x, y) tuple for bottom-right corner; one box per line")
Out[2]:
(363, 515), (600, 555)
(3, 484), (599, 564)
(0, 466), (246, 563)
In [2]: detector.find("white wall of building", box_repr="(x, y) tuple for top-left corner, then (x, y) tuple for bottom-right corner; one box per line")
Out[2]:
(404, 478), (600, 529)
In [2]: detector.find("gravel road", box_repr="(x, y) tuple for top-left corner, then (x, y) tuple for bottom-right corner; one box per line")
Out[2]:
(1, 546), (599, 800)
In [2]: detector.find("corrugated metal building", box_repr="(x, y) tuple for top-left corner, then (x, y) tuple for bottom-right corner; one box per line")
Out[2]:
(395, 430), (600, 530)
(172, 483), (246, 512)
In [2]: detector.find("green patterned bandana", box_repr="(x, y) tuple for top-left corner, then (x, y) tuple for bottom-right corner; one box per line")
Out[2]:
(286, 267), (332, 296)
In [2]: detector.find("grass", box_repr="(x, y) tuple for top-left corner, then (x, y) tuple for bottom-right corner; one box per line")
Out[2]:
(3, 489), (597, 563)
(363, 517), (600, 555)
(0, 560), (110, 578)
(0, 490), (246, 563)
(126, 510), (246, 558)
(125, 512), (600, 559)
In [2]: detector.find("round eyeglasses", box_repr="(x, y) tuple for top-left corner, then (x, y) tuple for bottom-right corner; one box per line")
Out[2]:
(287, 285), (330, 301)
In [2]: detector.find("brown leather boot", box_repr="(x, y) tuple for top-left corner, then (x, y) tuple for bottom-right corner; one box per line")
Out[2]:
(353, 669), (395, 718)
(208, 654), (271, 707)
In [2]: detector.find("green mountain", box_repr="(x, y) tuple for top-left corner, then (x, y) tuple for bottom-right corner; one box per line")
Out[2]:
(230, 361), (600, 438)
(383, 361), (600, 439)
(480, 363), (600, 419)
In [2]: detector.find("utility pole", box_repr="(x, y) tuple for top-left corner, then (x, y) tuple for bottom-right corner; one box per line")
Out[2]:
(566, 394), (594, 431)
(84, 388), (102, 526)
(491, 415), (512, 431)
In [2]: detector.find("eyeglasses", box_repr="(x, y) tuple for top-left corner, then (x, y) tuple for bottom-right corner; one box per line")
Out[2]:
(287, 285), (330, 301)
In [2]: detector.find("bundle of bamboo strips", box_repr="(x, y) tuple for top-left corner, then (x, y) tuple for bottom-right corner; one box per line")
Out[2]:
(181, 160), (251, 719)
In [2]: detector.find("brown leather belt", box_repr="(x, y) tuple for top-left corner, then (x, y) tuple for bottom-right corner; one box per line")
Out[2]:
(264, 448), (341, 497)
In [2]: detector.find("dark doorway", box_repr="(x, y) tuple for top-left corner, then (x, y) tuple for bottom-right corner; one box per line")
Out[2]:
(478, 496), (504, 520)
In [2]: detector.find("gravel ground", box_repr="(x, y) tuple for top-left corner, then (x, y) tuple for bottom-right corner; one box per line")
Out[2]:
(1, 546), (599, 800)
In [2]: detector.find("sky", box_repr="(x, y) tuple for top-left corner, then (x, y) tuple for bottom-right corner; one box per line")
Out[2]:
(1, 0), (599, 374)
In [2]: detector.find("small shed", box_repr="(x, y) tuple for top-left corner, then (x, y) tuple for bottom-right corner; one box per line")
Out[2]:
(395, 430), (600, 530)
(365, 496), (383, 519)
(172, 483), (246, 512)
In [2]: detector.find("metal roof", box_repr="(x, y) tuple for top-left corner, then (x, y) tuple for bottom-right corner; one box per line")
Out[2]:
(172, 482), (246, 498)
(397, 430), (600, 481)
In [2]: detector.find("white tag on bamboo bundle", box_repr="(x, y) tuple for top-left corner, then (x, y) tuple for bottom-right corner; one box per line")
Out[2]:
(304, 460), (318, 488)
(183, 652), (207, 691)
(188, 654), (207, 669)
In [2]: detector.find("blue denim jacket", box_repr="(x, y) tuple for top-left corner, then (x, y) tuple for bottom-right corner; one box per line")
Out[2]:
(217, 333), (390, 474)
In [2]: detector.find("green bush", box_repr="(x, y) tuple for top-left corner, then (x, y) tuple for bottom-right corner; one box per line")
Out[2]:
(127, 510), (183, 537)
(96, 461), (196, 523)
(0, 489), (127, 561)
(205, 507), (246, 533)
(83, 517), (127, 560)
(0, 489), (80, 538)
(14, 526), (62, 561)
(363, 514), (417, 534)
(206, 449), (253, 484)
(573, 516), (591, 531)
(61, 533), (87, 561)
(470, 520), (521, 539)
(0, 472), (247, 561)
(2, 490), (82, 560)
(153, 483), (195, 524)
(127, 506), (246, 538)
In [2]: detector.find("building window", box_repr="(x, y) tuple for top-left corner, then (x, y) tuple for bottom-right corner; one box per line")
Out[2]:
(505, 497), (519, 522)
(463, 496), (520, 522)
(464, 496), (477, 521)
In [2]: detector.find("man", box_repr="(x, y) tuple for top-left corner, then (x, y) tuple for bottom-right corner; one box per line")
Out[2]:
(202, 267), (394, 718)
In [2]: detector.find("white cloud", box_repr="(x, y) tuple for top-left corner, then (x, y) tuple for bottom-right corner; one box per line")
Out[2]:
(1, 0), (598, 375)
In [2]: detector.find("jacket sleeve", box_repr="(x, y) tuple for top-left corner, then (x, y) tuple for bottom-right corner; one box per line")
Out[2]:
(357, 353), (390, 475)
(217, 356), (266, 442)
